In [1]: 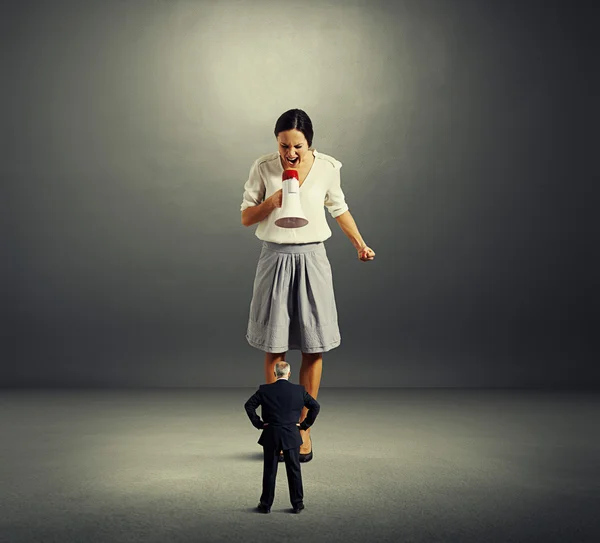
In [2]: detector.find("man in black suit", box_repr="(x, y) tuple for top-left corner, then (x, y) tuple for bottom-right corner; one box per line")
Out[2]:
(244, 361), (320, 514)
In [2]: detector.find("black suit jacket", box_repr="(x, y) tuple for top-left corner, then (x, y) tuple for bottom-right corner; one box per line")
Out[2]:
(244, 379), (320, 450)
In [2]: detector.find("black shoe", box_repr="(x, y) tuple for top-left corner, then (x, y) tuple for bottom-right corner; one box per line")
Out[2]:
(299, 438), (313, 463)
(292, 503), (305, 514)
(257, 503), (271, 514)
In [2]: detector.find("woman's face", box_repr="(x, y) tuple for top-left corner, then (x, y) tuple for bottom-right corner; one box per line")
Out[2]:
(277, 129), (311, 169)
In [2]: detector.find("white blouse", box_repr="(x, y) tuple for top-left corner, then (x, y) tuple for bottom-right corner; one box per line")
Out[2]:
(240, 149), (349, 244)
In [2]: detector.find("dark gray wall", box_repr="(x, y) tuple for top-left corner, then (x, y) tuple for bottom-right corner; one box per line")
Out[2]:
(3, 0), (598, 387)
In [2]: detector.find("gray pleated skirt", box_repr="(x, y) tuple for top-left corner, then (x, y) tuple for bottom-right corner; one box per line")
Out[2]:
(246, 241), (341, 353)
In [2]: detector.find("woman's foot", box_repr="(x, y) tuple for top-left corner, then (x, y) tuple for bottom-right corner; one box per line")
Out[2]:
(299, 429), (311, 455)
(299, 434), (313, 463)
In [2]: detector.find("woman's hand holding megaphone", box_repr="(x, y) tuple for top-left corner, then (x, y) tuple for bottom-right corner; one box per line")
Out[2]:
(268, 189), (283, 209)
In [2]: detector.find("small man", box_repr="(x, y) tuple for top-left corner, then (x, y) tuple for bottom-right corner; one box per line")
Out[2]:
(244, 361), (320, 513)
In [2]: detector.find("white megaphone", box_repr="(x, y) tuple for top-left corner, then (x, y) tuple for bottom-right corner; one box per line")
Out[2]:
(274, 169), (309, 228)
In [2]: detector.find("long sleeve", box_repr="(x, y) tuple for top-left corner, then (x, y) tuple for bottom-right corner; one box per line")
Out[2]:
(240, 159), (265, 212)
(244, 390), (264, 430)
(324, 159), (349, 218)
(298, 390), (320, 431)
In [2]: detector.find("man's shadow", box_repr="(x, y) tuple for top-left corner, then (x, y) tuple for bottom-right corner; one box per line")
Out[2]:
(229, 452), (265, 462)
(242, 506), (300, 515)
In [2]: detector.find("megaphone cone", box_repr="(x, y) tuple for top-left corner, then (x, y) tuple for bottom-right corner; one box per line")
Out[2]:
(275, 170), (309, 228)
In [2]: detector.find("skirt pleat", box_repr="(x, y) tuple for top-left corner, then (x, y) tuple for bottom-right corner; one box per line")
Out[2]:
(246, 241), (341, 353)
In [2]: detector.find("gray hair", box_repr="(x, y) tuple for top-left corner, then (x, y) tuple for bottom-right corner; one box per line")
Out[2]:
(274, 361), (290, 378)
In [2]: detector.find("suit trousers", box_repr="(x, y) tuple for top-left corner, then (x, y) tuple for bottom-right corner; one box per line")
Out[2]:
(260, 445), (303, 508)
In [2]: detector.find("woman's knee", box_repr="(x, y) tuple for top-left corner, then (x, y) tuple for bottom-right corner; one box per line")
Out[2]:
(266, 352), (287, 361)
(301, 352), (322, 362)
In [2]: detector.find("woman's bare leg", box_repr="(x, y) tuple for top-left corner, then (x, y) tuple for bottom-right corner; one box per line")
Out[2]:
(298, 352), (323, 453)
(264, 351), (286, 384)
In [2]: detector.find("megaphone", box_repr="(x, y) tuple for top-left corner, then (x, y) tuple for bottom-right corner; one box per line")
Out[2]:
(274, 170), (309, 228)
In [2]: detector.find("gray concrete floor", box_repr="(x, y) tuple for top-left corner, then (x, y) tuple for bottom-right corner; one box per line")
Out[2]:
(1, 388), (599, 543)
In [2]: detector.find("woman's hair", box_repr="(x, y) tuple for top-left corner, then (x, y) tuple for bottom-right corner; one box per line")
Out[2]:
(274, 109), (314, 147)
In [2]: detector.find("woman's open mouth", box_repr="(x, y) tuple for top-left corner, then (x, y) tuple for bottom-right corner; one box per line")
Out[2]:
(286, 157), (299, 166)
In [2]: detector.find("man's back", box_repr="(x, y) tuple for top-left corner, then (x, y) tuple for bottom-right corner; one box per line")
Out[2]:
(244, 379), (320, 451)
(258, 380), (311, 426)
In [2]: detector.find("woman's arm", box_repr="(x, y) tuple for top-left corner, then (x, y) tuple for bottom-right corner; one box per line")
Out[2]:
(241, 191), (282, 227)
(335, 210), (366, 249)
(335, 210), (375, 261)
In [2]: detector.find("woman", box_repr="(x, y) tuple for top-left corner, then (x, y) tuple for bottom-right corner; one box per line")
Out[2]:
(240, 109), (375, 462)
